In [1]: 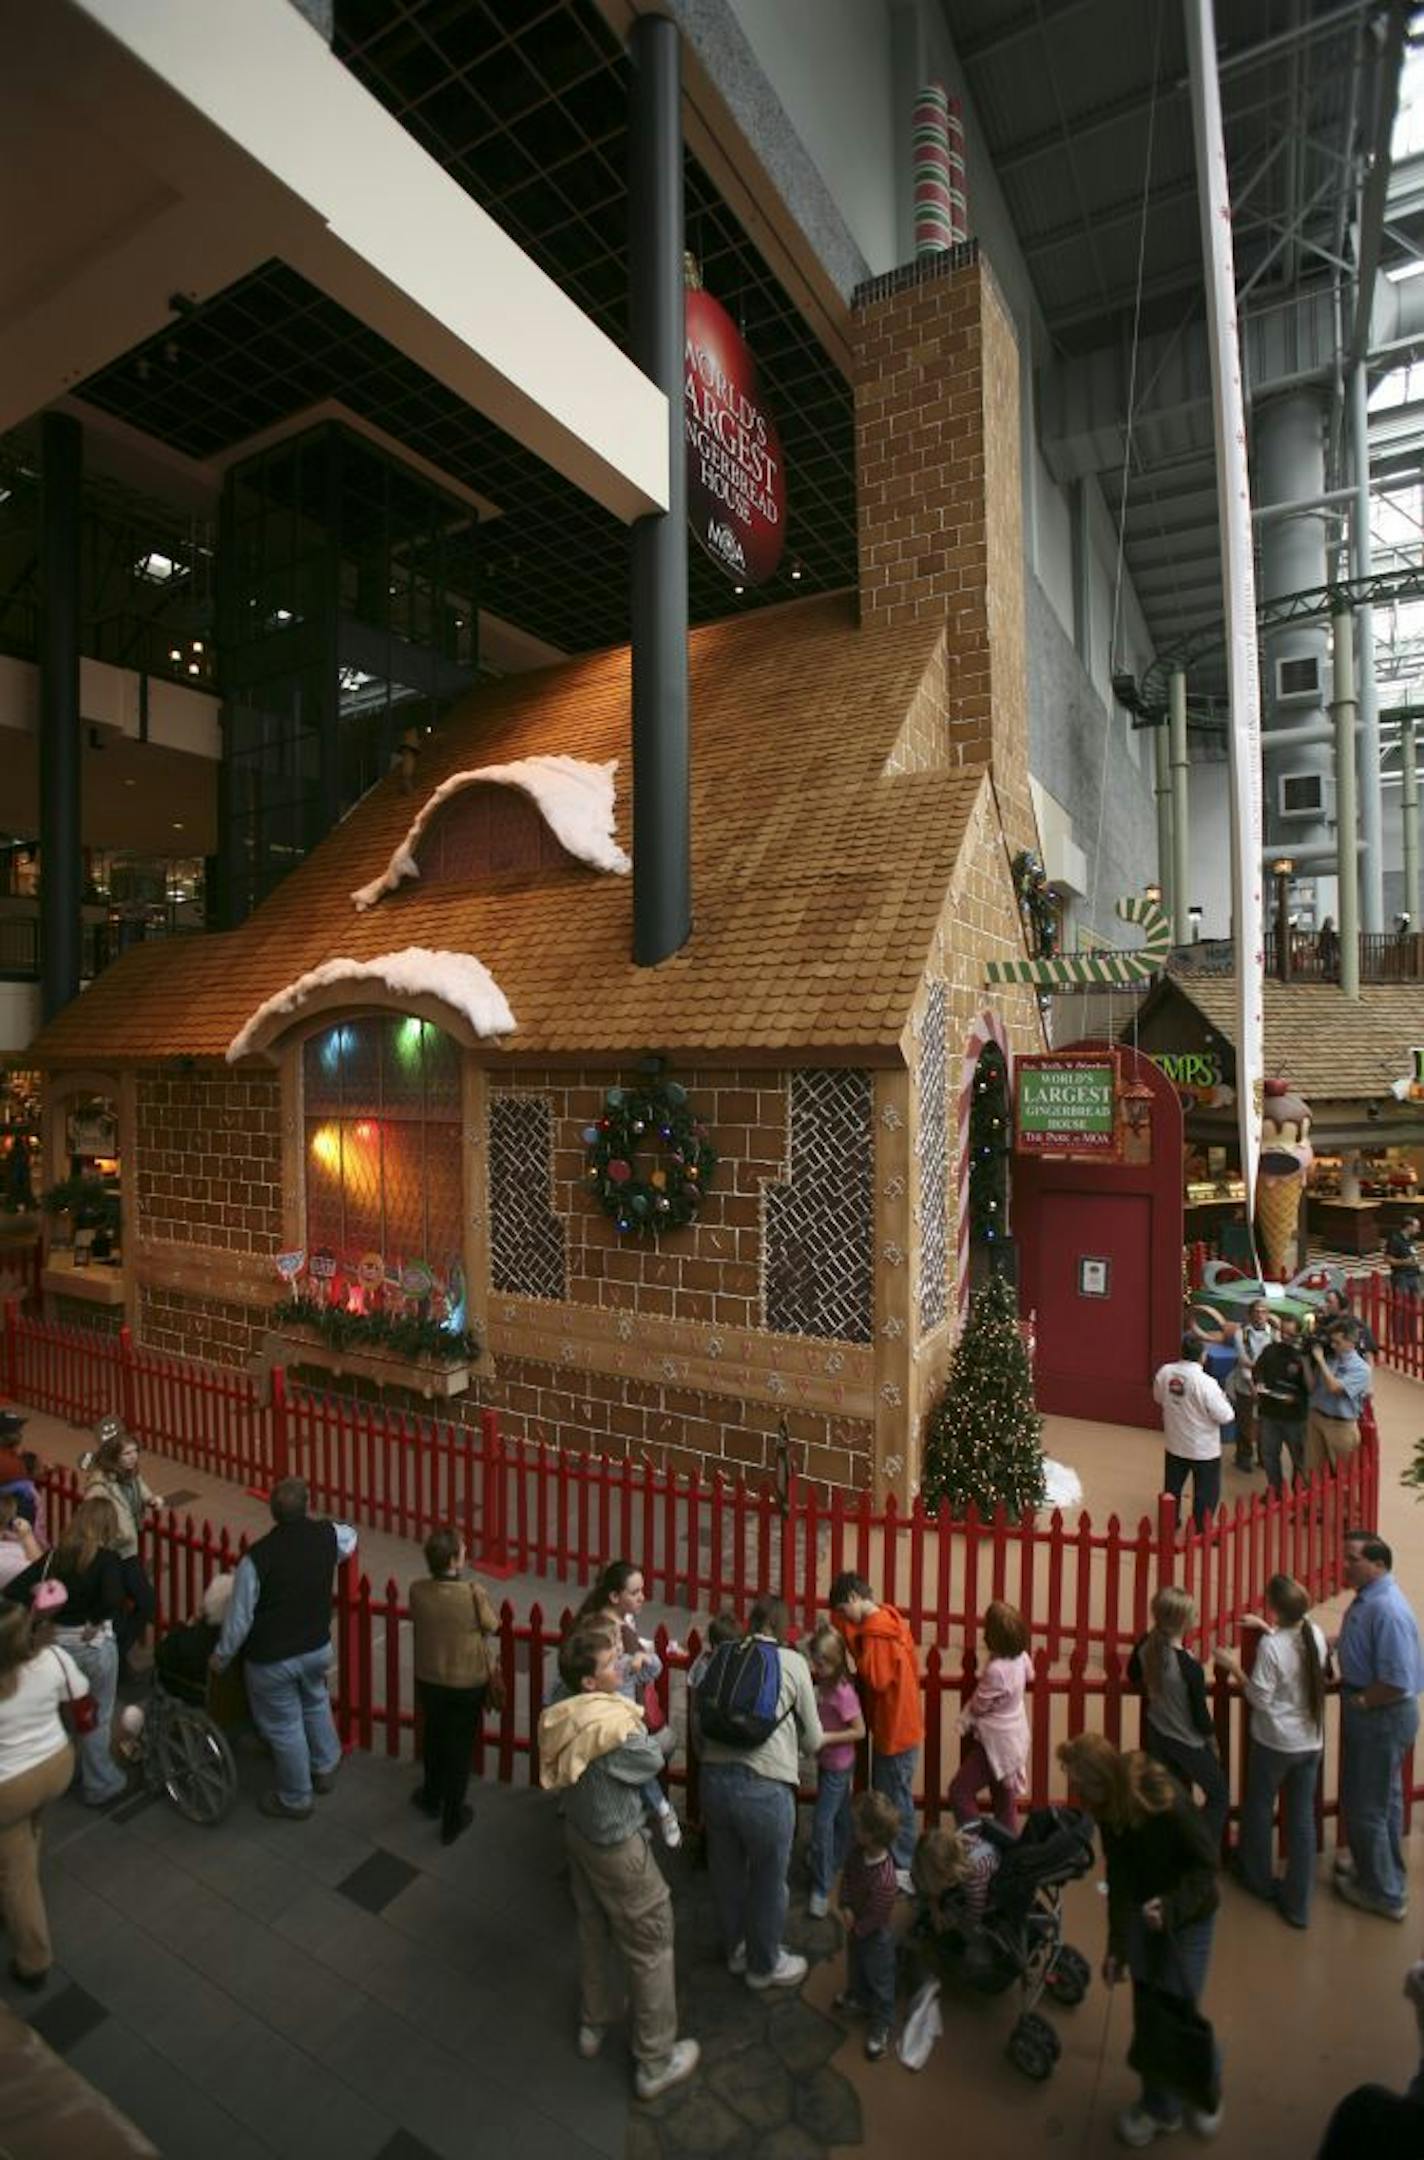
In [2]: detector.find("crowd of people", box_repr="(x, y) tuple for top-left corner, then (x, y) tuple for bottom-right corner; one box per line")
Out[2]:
(1156, 1286), (1376, 1529)
(0, 1407), (1418, 2149)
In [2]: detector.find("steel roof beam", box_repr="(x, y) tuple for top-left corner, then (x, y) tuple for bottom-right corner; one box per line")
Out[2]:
(1022, 176), (1199, 261)
(1352, 0), (1411, 361)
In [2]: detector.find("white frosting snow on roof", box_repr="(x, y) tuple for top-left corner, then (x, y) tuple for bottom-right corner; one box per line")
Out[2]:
(226, 947), (515, 1061)
(352, 755), (631, 910)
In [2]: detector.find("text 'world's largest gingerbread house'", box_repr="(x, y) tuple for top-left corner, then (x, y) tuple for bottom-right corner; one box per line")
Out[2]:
(25, 253), (1045, 1503)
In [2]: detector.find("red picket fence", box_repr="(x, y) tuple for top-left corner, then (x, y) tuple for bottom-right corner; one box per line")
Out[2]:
(1353, 1270), (1424, 1383)
(6, 1304), (1378, 1662)
(34, 1467), (1416, 1844)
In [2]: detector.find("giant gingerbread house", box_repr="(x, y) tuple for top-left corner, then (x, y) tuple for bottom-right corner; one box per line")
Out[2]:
(25, 253), (1049, 1504)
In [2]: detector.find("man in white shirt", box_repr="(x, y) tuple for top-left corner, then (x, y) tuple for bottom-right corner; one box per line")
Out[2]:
(1152, 1334), (1234, 1531)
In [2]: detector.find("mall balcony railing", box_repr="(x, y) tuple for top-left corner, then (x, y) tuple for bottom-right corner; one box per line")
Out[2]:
(1168, 932), (1424, 982)
(0, 912), (200, 986)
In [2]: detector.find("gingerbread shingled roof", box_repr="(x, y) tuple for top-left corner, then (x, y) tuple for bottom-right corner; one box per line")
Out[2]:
(1152, 970), (1424, 1101)
(25, 595), (988, 1066)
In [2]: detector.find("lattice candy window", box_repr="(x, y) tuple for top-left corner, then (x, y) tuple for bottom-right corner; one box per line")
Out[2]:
(763, 1070), (873, 1343)
(917, 984), (948, 1334)
(302, 1017), (463, 1282)
(489, 1095), (567, 1302)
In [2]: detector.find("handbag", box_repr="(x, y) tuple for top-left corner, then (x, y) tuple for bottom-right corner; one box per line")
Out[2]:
(472, 1583), (505, 1715)
(1127, 1936), (1218, 2114)
(50, 1648), (99, 1737)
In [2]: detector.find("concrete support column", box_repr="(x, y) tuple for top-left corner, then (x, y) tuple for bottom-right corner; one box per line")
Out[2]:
(628, 13), (690, 968)
(1350, 360), (1384, 932)
(1404, 715), (1420, 929)
(1333, 607), (1360, 1000)
(1169, 670), (1190, 945)
(1256, 392), (1332, 866)
(1154, 724), (1173, 924)
(39, 411), (82, 1021)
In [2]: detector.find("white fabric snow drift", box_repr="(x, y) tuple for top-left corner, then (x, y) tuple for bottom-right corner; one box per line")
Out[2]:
(352, 754), (631, 910)
(226, 948), (514, 1062)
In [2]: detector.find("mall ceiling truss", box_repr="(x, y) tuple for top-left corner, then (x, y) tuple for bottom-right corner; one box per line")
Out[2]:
(66, 0), (858, 660)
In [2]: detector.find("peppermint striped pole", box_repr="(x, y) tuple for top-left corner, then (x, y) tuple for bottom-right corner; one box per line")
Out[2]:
(913, 84), (954, 257)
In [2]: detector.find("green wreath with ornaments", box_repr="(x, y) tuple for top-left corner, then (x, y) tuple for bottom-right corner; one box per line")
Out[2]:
(583, 1070), (718, 1235)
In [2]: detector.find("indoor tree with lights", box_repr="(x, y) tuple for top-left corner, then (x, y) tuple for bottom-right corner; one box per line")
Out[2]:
(921, 1269), (1046, 1520)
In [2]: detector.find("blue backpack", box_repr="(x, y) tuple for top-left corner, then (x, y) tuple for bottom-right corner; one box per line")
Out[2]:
(694, 1637), (792, 1747)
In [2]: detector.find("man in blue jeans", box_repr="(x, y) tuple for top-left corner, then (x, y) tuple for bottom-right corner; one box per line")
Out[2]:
(1333, 1530), (1424, 1921)
(212, 1477), (357, 1820)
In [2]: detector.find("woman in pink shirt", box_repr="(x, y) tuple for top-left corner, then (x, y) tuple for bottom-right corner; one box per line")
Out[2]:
(949, 1600), (1032, 1835)
(806, 1625), (865, 1918)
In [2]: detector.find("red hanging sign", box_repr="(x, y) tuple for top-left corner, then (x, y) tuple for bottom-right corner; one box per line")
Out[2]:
(684, 286), (787, 586)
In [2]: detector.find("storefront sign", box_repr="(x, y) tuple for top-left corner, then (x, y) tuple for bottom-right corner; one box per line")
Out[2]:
(1016, 1054), (1120, 1156)
(684, 286), (786, 586)
(1151, 1051), (1223, 1092)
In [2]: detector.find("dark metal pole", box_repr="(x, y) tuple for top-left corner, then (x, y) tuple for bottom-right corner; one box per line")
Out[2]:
(628, 13), (690, 967)
(39, 412), (82, 1019)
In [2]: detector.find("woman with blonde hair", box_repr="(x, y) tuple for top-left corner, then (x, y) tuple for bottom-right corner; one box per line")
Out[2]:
(1059, 1733), (1220, 2147)
(1213, 1573), (1329, 1927)
(1128, 1585), (1226, 1843)
(7, 1495), (127, 1806)
(0, 1600), (88, 1986)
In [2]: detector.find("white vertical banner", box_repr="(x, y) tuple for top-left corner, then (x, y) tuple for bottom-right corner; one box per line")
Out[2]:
(1184, 0), (1264, 1233)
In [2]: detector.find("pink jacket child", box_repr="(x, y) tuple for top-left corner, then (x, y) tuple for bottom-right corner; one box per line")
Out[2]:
(949, 1601), (1032, 1836)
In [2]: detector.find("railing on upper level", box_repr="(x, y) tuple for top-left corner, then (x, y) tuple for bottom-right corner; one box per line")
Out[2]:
(0, 912), (200, 985)
(1169, 932), (1424, 982)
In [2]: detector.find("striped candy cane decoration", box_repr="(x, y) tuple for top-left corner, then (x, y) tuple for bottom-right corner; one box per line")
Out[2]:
(945, 94), (967, 244)
(956, 1009), (1012, 1319)
(985, 894), (1171, 987)
(913, 84), (955, 256)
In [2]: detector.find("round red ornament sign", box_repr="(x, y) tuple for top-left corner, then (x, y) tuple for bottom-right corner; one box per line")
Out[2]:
(684, 287), (787, 586)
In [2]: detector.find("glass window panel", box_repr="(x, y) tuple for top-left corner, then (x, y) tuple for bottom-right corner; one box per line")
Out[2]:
(340, 1120), (384, 1262)
(421, 1023), (460, 1115)
(336, 1020), (382, 1121)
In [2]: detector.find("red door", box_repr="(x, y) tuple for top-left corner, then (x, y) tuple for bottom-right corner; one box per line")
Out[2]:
(1034, 1192), (1151, 1424)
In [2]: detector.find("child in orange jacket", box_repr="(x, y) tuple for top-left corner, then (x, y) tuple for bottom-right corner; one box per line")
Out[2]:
(830, 1572), (925, 1883)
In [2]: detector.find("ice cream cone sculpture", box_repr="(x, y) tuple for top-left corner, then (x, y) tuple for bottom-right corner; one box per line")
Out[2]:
(1255, 1077), (1313, 1279)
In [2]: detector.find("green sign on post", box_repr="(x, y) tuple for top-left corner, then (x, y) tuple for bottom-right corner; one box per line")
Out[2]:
(1016, 1055), (1120, 1156)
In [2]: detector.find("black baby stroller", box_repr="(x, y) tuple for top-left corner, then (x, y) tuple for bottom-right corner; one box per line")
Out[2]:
(912, 1804), (1097, 2082)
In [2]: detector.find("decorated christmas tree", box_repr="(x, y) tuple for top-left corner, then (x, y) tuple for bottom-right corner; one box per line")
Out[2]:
(921, 1271), (1047, 1519)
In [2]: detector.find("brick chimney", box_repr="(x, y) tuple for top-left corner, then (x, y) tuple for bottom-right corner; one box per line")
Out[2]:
(853, 246), (1035, 857)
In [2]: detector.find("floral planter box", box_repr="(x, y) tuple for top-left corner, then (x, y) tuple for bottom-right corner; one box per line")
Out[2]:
(272, 1328), (472, 1400)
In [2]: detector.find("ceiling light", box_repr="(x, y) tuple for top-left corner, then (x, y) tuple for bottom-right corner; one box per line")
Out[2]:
(168, 648), (182, 662)
(733, 584), (744, 595)
(135, 551), (185, 584)
(172, 822), (184, 831)
(790, 562), (803, 581)
(187, 662), (200, 676)
(191, 639), (204, 654)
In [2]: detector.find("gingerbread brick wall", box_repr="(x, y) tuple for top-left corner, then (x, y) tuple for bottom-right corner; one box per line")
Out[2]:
(854, 247), (1037, 859)
(492, 1065), (794, 1332)
(464, 1355), (874, 1491)
(139, 1284), (266, 1367)
(134, 1073), (283, 1255)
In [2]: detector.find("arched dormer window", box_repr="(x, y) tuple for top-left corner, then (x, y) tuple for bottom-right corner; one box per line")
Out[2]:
(414, 782), (580, 885)
(301, 1016), (463, 1302)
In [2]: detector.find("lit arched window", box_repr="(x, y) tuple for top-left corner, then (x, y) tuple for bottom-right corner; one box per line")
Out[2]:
(301, 1017), (463, 1298)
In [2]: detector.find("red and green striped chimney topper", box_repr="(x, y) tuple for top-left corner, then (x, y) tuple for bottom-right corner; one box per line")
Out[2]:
(913, 84), (967, 255)
(986, 894), (1172, 987)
